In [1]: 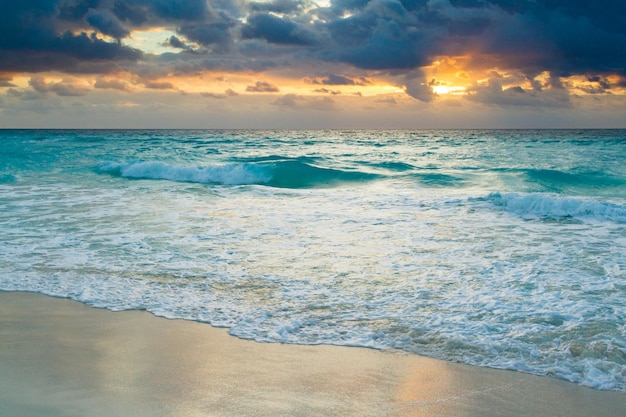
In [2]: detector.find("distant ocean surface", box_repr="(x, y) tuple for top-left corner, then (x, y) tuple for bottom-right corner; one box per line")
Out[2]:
(1, 129), (625, 391)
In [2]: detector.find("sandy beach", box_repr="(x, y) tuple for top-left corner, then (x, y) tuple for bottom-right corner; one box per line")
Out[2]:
(1, 291), (624, 417)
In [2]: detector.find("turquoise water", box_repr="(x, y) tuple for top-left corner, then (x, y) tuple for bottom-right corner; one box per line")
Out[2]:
(1, 129), (625, 391)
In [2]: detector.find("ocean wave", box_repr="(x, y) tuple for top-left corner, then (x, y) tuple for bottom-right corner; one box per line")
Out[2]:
(410, 172), (465, 186)
(492, 167), (626, 195)
(486, 192), (626, 222)
(366, 161), (417, 172)
(97, 159), (381, 188)
(525, 168), (626, 192)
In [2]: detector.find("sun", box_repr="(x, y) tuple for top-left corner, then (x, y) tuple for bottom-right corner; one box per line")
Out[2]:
(432, 84), (466, 96)
(432, 85), (451, 95)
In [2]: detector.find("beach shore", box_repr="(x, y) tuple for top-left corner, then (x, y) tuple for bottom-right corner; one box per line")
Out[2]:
(1, 291), (624, 417)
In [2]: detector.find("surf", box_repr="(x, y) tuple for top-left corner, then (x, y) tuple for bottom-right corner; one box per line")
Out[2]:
(97, 158), (382, 189)
(485, 192), (626, 223)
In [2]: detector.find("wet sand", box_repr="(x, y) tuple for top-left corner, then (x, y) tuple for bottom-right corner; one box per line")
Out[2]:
(1, 291), (624, 417)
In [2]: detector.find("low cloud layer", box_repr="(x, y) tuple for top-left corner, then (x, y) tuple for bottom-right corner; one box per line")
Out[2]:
(246, 81), (280, 92)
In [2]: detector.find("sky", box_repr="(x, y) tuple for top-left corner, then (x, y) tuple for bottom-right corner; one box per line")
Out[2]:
(1, 0), (626, 129)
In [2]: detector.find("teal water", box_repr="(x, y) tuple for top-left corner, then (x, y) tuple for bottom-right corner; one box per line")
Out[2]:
(1, 129), (625, 391)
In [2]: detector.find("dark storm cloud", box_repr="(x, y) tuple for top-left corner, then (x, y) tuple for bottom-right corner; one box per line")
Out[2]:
(0, 0), (239, 74)
(111, 1), (149, 25)
(323, 0), (626, 76)
(0, 2), (141, 73)
(241, 13), (320, 46)
(85, 8), (130, 39)
(0, 33), (142, 73)
(58, 0), (97, 19)
(116, 0), (243, 25)
(321, 0), (434, 70)
(3, 0), (626, 98)
(58, 31), (141, 62)
(448, 0), (626, 76)
(179, 22), (235, 50)
(147, 0), (210, 21)
(167, 36), (189, 49)
(248, 0), (307, 14)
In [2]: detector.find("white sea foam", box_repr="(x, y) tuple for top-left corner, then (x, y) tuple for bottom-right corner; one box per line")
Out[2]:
(98, 161), (273, 185)
(487, 192), (626, 222)
(2, 129), (626, 392)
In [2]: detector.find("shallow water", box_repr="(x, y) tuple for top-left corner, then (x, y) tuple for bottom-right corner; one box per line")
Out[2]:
(1, 129), (625, 391)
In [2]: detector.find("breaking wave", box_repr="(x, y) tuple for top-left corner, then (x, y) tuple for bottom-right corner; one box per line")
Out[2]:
(97, 159), (381, 189)
(486, 192), (626, 223)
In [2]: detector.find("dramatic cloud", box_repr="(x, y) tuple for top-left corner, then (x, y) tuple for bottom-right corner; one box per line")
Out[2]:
(148, 0), (211, 21)
(241, 13), (320, 46)
(3, 1), (625, 77)
(167, 36), (190, 49)
(0, 2), (142, 73)
(85, 8), (129, 39)
(179, 22), (235, 51)
(2, 1), (626, 127)
(248, 0), (307, 14)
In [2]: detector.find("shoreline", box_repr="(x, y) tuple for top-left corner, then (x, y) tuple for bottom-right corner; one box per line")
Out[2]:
(1, 291), (625, 417)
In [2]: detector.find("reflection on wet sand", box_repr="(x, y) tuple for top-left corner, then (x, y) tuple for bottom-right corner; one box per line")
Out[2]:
(1, 292), (625, 417)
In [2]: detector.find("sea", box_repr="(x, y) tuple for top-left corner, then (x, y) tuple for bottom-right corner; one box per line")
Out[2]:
(1, 129), (625, 392)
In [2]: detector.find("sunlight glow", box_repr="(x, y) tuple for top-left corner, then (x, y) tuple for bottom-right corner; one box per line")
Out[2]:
(314, 0), (332, 7)
(125, 28), (180, 55)
(432, 85), (466, 95)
